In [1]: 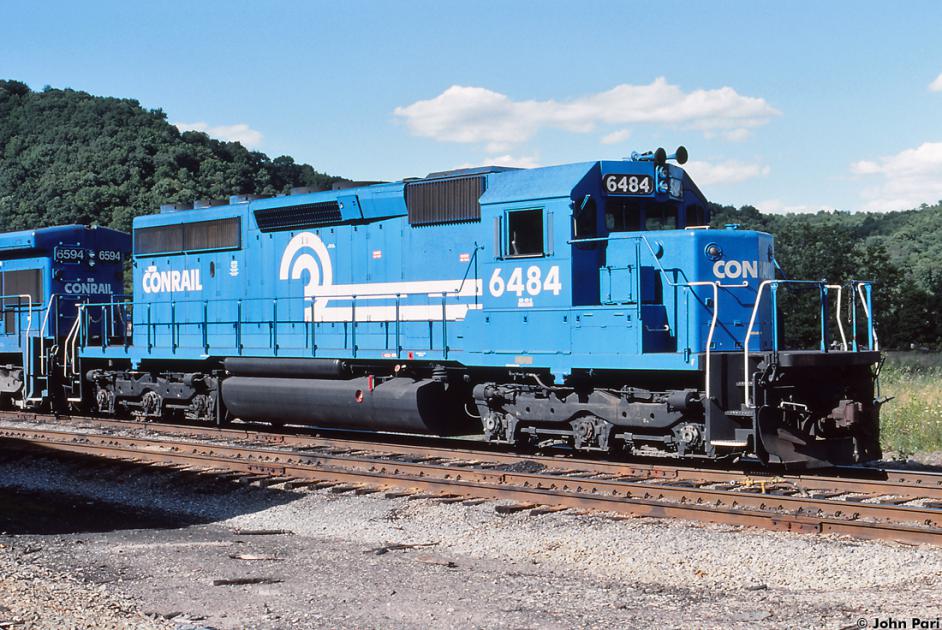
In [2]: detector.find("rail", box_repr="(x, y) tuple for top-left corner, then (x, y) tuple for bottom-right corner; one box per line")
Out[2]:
(3, 416), (941, 546)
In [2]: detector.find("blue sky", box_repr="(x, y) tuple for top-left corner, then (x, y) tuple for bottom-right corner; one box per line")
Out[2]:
(3, 1), (942, 213)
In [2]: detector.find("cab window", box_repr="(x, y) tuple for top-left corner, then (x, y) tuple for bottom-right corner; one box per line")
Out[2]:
(506, 209), (544, 257)
(644, 203), (678, 231)
(686, 205), (707, 226)
(573, 197), (597, 239)
(604, 198), (642, 232)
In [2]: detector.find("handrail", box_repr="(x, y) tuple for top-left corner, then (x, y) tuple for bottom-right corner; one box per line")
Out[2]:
(566, 234), (636, 245)
(63, 306), (83, 378)
(0, 293), (35, 337)
(825, 285), (847, 351)
(1, 294), (34, 400)
(78, 283), (483, 356)
(743, 279), (835, 407)
(637, 236), (748, 291)
(687, 281), (719, 401)
(82, 283), (484, 310)
(38, 294), (59, 376)
(856, 282), (879, 350)
(743, 280), (774, 407)
(455, 244), (482, 300)
(636, 236), (749, 402)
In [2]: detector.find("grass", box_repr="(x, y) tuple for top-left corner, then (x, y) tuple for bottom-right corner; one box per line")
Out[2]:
(878, 352), (942, 456)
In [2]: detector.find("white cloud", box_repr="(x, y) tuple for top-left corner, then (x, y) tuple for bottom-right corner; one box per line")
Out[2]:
(850, 142), (942, 211)
(683, 159), (770, 186)
(455, 154), (541, 169)
(929, 73), (942, 92)
(721, 128), (751, 142)
(173, 121), (264, 148)
(600, 129), (632, 145)
(394, 78), (779, 149)
(756, 199), (837, 214)
(485, 154), (541, 169)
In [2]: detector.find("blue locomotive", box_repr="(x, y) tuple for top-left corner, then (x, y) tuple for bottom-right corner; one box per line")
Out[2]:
(61, 147), (881, 467)
(0, 225), (130, 408)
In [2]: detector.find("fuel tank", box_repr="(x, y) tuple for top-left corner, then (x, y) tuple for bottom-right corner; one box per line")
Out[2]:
(221, 375), (451, 434)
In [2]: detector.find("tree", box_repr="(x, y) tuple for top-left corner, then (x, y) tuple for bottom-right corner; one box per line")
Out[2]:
(0, 80), (347, 233)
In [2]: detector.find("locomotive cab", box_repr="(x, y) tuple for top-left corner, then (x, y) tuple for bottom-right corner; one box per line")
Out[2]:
(552, 149), (881, 466)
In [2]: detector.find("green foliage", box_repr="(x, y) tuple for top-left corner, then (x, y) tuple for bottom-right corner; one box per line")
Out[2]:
(711, 201), (942, 350)
(0, 80), (345, 233)
(878, 353), (942, 455)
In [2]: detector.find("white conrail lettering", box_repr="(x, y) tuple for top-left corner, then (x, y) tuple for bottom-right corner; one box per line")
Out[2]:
(142, 265), (204, 294)
(64, 282), (113, 295)
(713, 260), (759, 280)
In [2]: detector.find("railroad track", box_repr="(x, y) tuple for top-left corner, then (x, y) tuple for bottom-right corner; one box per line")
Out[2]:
(1, 411), (941, 545)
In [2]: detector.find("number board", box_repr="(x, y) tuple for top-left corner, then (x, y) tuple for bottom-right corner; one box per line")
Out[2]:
(54, 246), (86, 264)
(97, 249), (123, 263)
(603, 174), (654, 196)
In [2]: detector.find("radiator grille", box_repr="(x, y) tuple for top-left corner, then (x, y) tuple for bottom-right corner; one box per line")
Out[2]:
(406, 176), (484, 226)
(254, 201), (343, 232)
(135, 217), (241, 255)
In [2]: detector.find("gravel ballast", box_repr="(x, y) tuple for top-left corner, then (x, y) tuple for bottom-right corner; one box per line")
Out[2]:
(1, 452), (941, 628)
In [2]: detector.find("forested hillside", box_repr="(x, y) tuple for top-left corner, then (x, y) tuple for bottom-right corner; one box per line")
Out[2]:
(0, 80), (344, 232)
(1, 79), (940, 349)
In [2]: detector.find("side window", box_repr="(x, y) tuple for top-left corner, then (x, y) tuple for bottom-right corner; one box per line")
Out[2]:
(573, 197), (597, 239)
(506, 209), (544, 257)
(1, 269), (42, 333)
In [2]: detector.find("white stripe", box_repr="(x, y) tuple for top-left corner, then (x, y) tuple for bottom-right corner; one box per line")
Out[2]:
(312, 303), (482, 322)
(303, 278), (483, 322)
(310, 278), (481, 299)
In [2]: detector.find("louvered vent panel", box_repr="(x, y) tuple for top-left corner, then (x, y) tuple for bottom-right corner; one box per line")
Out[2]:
(406, 176), (484, 226)
(254, 201), (343, 232)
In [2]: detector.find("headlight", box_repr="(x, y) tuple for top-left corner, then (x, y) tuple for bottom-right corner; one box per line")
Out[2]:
(656, 166), (669, 193)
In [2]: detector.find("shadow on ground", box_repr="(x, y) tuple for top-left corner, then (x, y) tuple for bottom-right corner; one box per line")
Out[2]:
(0, 444), (302, 536)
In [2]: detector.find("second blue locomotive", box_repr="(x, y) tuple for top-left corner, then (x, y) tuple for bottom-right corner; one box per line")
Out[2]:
(0, 225), (129, 407)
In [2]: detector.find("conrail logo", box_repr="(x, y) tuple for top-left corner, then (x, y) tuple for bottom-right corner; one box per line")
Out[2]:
(277, 231), (482, 323)
(64, 281), (113, 295)
(279, 231), (334, 312)
(712, 260), (759, 279)
(142, 265), (203, 294)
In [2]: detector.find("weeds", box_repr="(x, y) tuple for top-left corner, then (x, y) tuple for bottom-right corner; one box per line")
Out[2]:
(878, 352), (942, 456)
